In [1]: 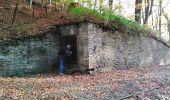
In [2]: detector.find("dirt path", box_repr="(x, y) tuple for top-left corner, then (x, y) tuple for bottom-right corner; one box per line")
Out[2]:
(0, 65), (170, 100)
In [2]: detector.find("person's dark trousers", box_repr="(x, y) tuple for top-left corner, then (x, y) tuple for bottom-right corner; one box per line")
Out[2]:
(59, 56), (64, 76)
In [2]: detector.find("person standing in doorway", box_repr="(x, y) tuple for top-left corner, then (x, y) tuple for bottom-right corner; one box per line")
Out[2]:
(58, 48), (65, 76)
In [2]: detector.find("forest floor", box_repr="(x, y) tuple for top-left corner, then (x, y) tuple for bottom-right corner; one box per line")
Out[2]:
(0, 65), (170, 100)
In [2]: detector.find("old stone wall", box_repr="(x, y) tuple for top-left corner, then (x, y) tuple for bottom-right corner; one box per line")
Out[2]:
(59, 24), (79, 36)
(78, 23), (89, 70)
(0, 32), (60, 76)
(1, 22), (170, 76)
(87, 23), (170, 71)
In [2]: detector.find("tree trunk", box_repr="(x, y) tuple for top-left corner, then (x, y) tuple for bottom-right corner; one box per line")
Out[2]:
(49, 0), (51, 5)
(163, 11), (170, 41)
(45, 2), (48, 17)
(143, 0), (154, 24)
(49, 0), (52, 12)
(93, 0), (97, 10)
(12, 0), (19, 25)
(165, 20), (170, 41)
(168, 21), (170, 37)
(109, 0), (113, 9)
(99, 0), (104, 13)
(32, 6), (35, 19)
(30, 0), (32, 8)
(135, 0), (142, 23)
(159, 0), (162, 37)
(155, 11), (159, 30)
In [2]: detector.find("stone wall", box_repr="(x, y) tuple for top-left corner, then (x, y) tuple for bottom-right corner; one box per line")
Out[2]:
(1, 22), (170, 76)
(87, 23), (170, 71)
(59, 25), (79, 36)
(0, 32), (60, 76)
(0, 23), (88, 76)
(78, 23), (89, 70)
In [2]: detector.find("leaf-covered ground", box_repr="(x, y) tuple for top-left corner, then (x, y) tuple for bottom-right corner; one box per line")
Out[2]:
(0, 65), (170, 100)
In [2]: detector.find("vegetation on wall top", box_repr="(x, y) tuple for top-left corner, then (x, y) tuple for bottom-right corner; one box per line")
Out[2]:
(68, 5), (170, 47)
(0, 0), (154, 41)
(68, 5), (147, 33)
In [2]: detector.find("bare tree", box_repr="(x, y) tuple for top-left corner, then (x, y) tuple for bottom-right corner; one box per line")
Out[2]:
(162, 10), (170, 40)
(135, 0), (142, 23)
(137, 0), (154, 25)
(158, 0), (162, 36)
(162, 2), (170, 35)
(143, 0), (154, 24)
(155, 10), (159, 30)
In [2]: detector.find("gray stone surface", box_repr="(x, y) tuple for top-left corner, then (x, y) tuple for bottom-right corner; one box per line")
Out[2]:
(0, 32), (60, 76)
(86, 23), (170, 71)
(78, 23), (89, 70)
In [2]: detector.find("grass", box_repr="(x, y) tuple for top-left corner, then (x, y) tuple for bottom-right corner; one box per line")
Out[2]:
(69, 6), (146, 32)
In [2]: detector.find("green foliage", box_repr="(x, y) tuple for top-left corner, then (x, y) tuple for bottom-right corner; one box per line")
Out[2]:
(69, 6), (145, 32)
(52, 0), (75, 6)
(69, 6), (101, 18)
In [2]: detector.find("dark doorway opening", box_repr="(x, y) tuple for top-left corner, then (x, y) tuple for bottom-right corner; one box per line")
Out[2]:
(62, 35), (78, 70)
